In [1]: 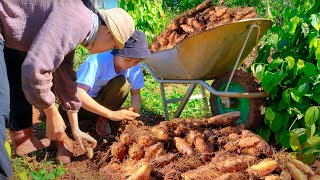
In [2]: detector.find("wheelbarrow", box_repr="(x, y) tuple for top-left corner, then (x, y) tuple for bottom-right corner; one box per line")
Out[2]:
(143, 18), (272, 129)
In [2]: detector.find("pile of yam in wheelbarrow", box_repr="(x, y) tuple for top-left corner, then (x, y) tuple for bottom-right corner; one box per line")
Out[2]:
(94, 112), (319, 180)
(150, 0), (258, 52)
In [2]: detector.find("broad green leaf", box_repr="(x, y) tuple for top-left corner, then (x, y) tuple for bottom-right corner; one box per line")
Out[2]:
(264, 108), (275, 126)
(300, 148), (318, 164)
(305, 106), (320, 126)
(290, 128), (308, 151)
(261, 72), (274, 93)
(303, 0), (314, 11)
(302, 62), (317, 77)
(291, 89), (302, 103)
(280, 130), (291, 148)
(301, 23), (310, 38)
(282, 89), (291, 105)
(268, 58), (283, 70)
(289, 16), (300, 34)
(306, 124), (316, 138)
(269, 112), (284, 132)
(310, 14), (320, 31)
(316, 46), (320, 61)
(297, 83), (310, 95)
(297, 59), (305, 70)
(45, 173), (55, 179)
(286, 56), (295, 70)
(252, 64), (264, 81)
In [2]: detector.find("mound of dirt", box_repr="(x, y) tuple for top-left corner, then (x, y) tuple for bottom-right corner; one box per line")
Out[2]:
(150, 0), (258, 52)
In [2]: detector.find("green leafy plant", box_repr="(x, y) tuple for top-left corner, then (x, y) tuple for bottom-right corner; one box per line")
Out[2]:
(251, 0), (320, 164)
(119, 0), (170, 43)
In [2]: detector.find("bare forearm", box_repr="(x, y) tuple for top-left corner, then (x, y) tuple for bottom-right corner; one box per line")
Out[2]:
(131, 94), (142, 113)
(77, 87), (112, 118)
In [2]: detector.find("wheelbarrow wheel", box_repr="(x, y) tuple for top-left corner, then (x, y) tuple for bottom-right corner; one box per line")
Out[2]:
(209, 70), (265, 130)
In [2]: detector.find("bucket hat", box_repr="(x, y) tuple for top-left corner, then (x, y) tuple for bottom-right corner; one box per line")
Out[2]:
(98, 8), (135, 49)
(111, 30), (151, 59)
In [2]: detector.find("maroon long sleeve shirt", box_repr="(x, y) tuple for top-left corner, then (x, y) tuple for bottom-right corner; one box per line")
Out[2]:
(0, 0), (92, 111)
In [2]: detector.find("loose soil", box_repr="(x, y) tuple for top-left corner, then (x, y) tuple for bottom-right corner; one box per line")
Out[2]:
(30, 109), (320, 180)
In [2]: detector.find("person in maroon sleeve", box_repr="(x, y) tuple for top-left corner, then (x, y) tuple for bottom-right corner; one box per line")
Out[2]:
(0, 0), (138, 169)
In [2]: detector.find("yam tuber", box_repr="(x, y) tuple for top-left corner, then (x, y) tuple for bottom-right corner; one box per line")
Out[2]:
(290, 159), (314, 176)
(286, 162), (307, 180)
(247, 159), (278, 177)
(128, 143), (145, 160)
(217, 124), (244, 135)
(264, 175), (281, 180)
(145, 142), (165, 158)
(137, 135), (154, 147)
(119, 132), (134, 145)
(151, 127), (169, 141)
(127, 162), (152, 180)
(186, 130), (200, 145)
(238, 136), (261, 148)
(212, 154), (257, 172)
(111, 142), (128, 161)
(207, 111), (240, 127)
(174, 137), (194, 156)
(310, 175), (320, 180)
(280, 170), (291, 180)
(150, 153), (178, 168)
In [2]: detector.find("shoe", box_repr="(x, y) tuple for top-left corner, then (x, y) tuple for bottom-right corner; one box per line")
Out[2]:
(10, 127), (51, 156)
(95, 116), (112, 137)
(56, 134), (73, 164)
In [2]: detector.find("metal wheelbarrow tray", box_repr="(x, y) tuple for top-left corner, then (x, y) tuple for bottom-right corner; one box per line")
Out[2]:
(144, 18), (272, 129)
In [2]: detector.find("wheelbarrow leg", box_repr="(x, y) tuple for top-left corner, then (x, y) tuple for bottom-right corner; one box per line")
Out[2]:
(173, 83), (197, 118)
(200, 85), (210, 116)
(160, 83), (170, 120)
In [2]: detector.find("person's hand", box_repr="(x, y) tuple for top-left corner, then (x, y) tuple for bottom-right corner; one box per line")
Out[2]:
(44, 106), (67, 141)
(108, 109), (140, 121)
(72, 129), (97, 152)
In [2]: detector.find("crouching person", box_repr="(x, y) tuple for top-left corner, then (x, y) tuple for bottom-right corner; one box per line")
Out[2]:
(76, 30), (151, 136)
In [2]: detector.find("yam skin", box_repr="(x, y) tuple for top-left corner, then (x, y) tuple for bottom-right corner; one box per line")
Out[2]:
(174, 137), (194, 156)
(264, 175), (281, 180)
(119, 132), (134, 145)
(206, 111), (240, 127)
(214, 172), (247, 180)
(217, 124), (244, 135)
(151, 127), (169, 142)
(310, 175), (320, 180)
(128, 144), (145, 160)
(150, 153), (178, 168)
(145, 142), (165, 159)
(247, 159), (278, 177)
(286, 162), (307, 180)
(137, 135), (154, 147)
(280, 170), (291, 180)
(212, 154), (257, 172)
(111, 142), (128, 161)
(127, 163), (152, 180)
(290, 159), (314, 176)
(186, 130), (200, 145)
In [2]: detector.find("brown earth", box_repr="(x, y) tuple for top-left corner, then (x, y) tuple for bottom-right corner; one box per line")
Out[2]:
(30, 108), (320, 180)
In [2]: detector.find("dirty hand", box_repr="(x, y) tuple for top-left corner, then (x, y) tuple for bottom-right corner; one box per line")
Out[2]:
(72, 129), (97, 152)
(44, 106), (66, 141)
(108, 109), (140, 121)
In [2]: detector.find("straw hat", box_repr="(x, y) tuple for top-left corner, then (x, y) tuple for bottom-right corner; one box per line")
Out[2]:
(98, 8), (135, 49)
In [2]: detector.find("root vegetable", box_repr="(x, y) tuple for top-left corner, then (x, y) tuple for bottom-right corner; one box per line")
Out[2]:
(290, 159), (314, 176)
(217, 124), (244, 135)
(212, 155), (257, 172)
(86, 147), (94, 159)
(228, 133), (240, 140)
(238, 136), (261, 148)
(119, 132), (134, 145)
(152, 127), (169, 141)
(215, 7), (227, 17)
(247, 159), (278, 177)
(264, 175), (281, 180)
(128, 144), (145, 160)
(195, 0), (212, 12)
(138, 135), (154, 147)
(243, 12), (257, 19)
(174, 137), (194, 156)
(150, 153), (178, 168)
(194, 136), (212, 160)
(206, 136), (216, 152)
(145, 142), (165, 158)
(181, 24), (195, 33)
(203, 130), (213, 140)
(111, 142), (128, 161)
(186, 130), (200, 145)
(207, 111), (240, 127)
(127, 163), (152, 180)
(280, 170), (291, 180)
(286, 162), (307, 180)
(310, 175), (320, 180)
(215, 172), (247, 180)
